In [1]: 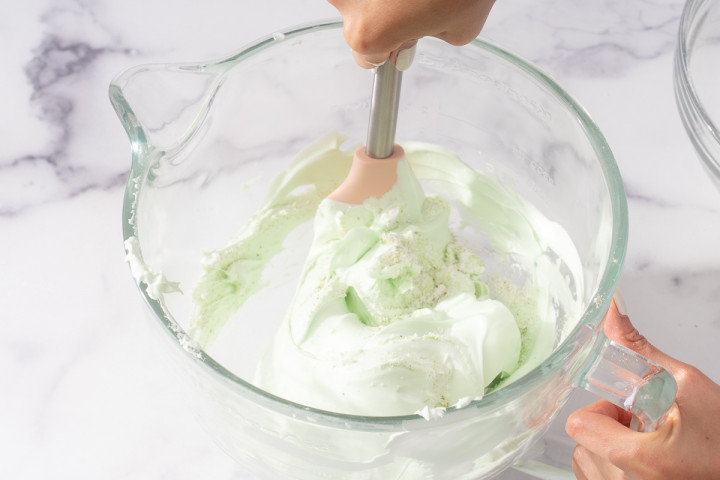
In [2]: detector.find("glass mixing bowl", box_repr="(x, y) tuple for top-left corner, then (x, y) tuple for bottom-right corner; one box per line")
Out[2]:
(111, 20), (676, 479)
(675, 0), (720, 188)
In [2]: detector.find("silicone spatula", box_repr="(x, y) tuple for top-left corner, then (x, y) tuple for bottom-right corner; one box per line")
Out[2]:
(328, 60), (406, 204)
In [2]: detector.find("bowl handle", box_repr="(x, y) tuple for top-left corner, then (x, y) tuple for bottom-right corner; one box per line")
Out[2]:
(579, 333), (677, 432)
(109, 62), (223, 158)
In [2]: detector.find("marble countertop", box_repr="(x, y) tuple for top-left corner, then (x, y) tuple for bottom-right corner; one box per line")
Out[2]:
(4, 0), (719, 478)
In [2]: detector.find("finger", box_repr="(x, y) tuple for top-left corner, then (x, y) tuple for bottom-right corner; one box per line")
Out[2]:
(566, 399), (641, 471)
(604, 294), (682, 375)
(352, 50), (388, 69)
(433, 0), (495, 46)
(571, 447), (589, 480)
(578, 397), (634, 427)
(352, 41), (417, 71)
(389, 42), (417, 71)
(326, 0), (345, 9)
(573, 446), (603, 480)
(573, 445), (626, 480)
(340, 11), (418, 67)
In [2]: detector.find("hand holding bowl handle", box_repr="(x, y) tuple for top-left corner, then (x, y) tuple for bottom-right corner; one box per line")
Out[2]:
(566, 298), (720, 479)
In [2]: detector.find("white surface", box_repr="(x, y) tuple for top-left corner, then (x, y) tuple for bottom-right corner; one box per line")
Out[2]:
(3, 0), (720, 478)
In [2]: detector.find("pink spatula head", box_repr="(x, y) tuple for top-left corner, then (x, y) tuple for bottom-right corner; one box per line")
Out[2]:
(328, 60), (406, 204)
(327, 145), (405, 204)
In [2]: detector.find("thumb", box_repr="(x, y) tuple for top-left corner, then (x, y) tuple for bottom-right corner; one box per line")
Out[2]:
(604, 293), (681, 375)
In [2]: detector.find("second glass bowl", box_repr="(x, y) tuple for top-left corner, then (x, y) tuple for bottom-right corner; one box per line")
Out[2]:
(675, 0), (720, 188)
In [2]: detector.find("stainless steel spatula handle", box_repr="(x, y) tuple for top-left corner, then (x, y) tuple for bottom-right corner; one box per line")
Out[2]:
(366, 61), (402, 159)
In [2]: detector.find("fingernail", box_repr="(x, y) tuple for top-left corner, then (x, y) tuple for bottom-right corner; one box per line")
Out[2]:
(613, 290), (628, 316)
(395, 44), (416, 71)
